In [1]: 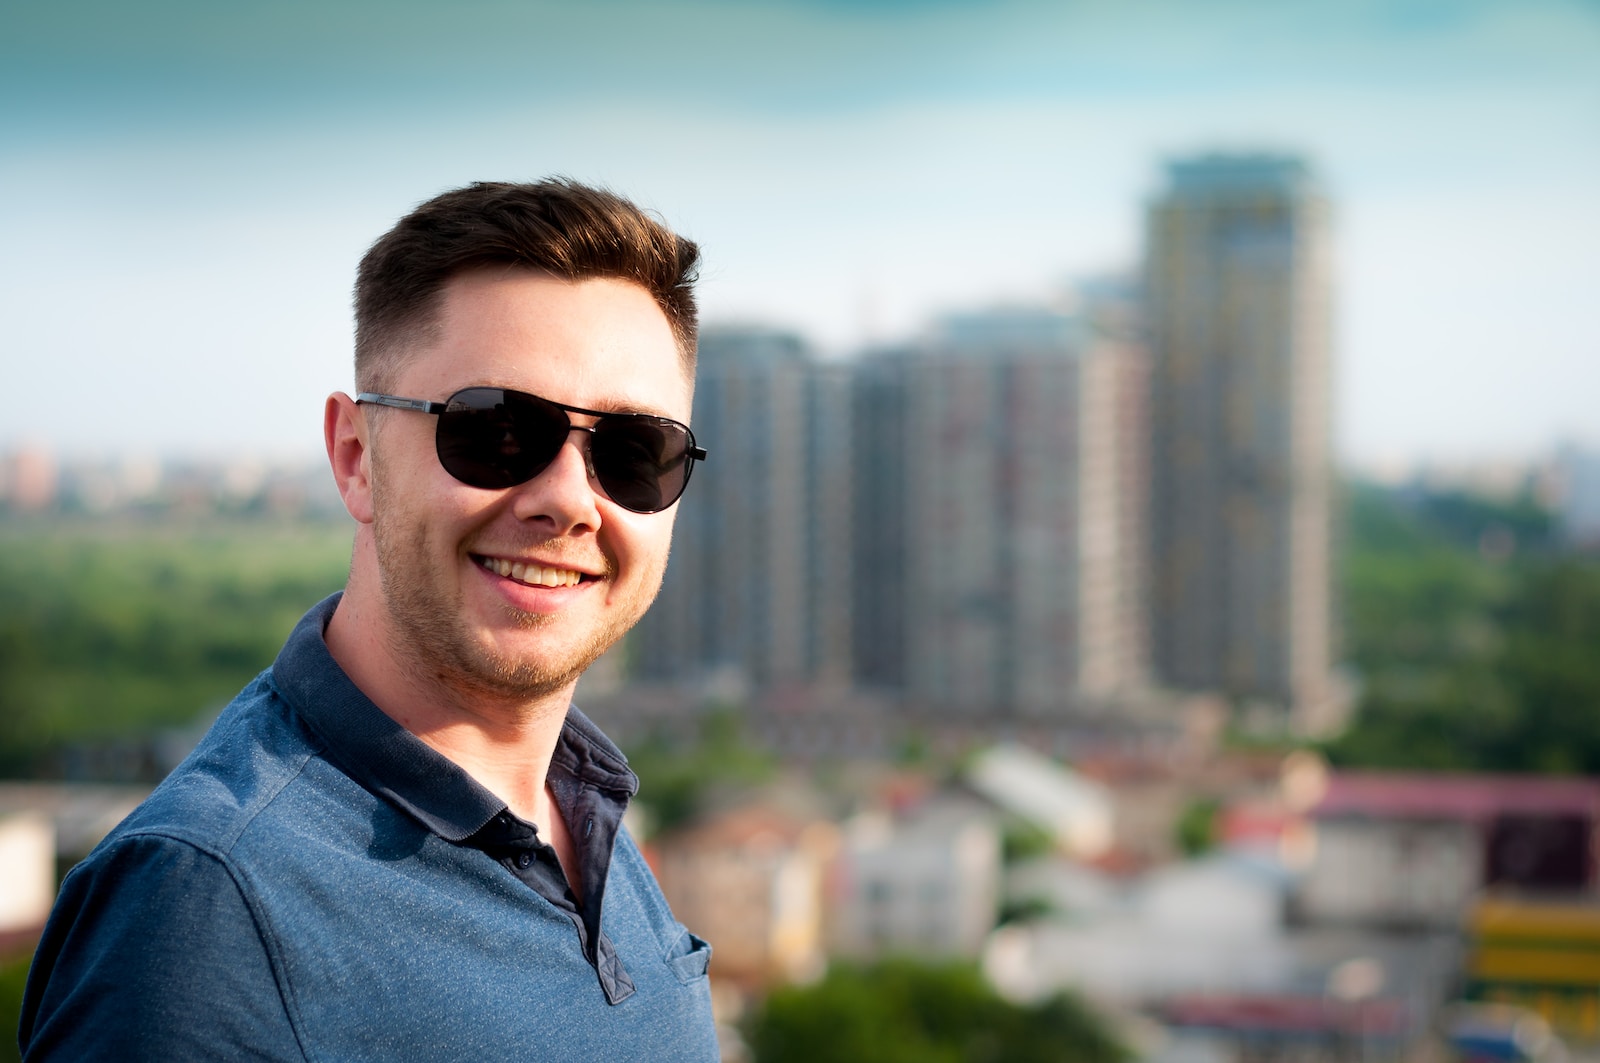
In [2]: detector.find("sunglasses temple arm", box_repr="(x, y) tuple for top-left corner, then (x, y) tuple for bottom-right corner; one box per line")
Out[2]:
(354, 393), (447, 415)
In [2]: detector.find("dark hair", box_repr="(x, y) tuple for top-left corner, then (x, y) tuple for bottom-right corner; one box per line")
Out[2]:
(354, 179), (700, 390)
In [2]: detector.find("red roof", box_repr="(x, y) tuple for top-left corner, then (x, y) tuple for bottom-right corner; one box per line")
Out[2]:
(1163, 994), (1408, 1037)
(1314, 773), (1600, 823)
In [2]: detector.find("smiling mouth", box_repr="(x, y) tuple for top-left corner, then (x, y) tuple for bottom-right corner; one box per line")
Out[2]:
(474, 556), (588, 588)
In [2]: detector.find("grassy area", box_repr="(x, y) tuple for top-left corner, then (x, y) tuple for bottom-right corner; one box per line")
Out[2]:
(0, 517), (352, 774)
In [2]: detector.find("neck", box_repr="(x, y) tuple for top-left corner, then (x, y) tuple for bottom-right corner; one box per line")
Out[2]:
(402, 709), (570, 824)
(324, 582), (576, 827)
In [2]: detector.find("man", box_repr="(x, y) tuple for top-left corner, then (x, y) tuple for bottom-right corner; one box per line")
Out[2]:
(20, 180), (719, 1061)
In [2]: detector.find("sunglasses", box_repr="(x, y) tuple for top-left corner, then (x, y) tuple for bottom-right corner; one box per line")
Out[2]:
(356, 386), (707, 514)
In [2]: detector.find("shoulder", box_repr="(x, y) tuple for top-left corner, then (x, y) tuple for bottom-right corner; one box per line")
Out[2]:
(112, 669), (325, 855)
(18, 674), (338, 1059)
(20, 831), (307, 1060)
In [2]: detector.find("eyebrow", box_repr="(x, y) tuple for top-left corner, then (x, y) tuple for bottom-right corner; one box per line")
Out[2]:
(584, 398), (678, 419)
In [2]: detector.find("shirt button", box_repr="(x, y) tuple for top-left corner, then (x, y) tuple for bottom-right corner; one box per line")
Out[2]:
(515, 851), (533, 869)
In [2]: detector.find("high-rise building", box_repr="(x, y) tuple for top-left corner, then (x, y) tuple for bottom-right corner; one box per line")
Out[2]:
(631, 326), (854, 689)
(855, 306), (1148, 716)
(1145, 154), (1343, 732)
(638, 309), (1147, 721)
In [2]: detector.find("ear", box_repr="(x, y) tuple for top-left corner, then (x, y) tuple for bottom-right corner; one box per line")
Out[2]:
(325, 392), (375, 524)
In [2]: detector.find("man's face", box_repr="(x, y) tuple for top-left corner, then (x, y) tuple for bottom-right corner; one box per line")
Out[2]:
(364, 269), (691, 702)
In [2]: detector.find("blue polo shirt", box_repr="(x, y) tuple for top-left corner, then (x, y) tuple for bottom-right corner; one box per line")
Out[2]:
(19, 594), (718, 1062)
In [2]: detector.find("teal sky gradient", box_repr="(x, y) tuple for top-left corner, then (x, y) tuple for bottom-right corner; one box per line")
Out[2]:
(3, 0), (1597, 465)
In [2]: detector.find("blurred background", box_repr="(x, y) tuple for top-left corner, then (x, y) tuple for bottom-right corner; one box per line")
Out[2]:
(2, 2), (1598, 1061)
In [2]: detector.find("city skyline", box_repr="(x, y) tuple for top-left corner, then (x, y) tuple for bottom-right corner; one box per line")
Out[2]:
(629, 300), (1155, 722)
(627, 152), (1338, 731)
(3, 0), (1596, 466)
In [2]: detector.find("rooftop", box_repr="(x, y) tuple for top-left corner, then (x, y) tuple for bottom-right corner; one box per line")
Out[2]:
(1313, 773), (1600, 822)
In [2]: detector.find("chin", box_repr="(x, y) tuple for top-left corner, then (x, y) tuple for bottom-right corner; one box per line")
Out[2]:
(452, 628), (620, 702)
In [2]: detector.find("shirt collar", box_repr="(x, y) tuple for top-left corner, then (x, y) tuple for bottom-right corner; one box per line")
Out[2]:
(270, 593), (638, 843)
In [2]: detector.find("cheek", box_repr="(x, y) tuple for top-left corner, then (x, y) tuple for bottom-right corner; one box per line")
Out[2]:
(374, 434), (498, 523)
(639, 511), (678, 562)
(608, 512), (676, 584)
(370, 476), (487, 570)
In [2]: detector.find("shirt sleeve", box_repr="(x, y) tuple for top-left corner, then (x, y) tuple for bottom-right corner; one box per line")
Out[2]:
(20, 832), (306, 1062)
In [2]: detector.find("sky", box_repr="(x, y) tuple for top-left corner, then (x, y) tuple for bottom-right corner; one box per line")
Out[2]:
(2, 0), (1597, 469)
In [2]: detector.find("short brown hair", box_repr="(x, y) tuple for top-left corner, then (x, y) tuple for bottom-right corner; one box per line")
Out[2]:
(354, 179), (701, 390)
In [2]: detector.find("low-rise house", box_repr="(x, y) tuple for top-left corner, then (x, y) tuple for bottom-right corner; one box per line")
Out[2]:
(986, 850), (1461, 1061)
(1293, 773), (1600, 929)
(653, 805), (837, 988)
(828, 794), (1000, 960)
(986, 852), (1293, 1004)
(965, 744), (1112, 859)
(0, 811), (54, 939)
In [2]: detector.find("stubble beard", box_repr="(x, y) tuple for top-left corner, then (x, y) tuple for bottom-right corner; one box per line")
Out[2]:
(368, 490), (653, 709)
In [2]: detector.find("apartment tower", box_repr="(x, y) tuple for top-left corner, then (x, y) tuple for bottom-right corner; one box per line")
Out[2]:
(856, 307), (1148, 717)
(631, 327), (854, 689)
(1145, 154), (1342, 731)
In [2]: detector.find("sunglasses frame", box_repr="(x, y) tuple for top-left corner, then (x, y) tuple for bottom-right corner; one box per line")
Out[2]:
(355, 387), (707, 514)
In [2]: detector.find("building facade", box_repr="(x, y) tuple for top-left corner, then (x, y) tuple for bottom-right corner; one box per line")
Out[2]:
(631, 327), (855, 690)
(859, 308), (1148, 717)
(1294, 772), (1600, 929)
(829, 796), (1000, 960)
(652, 806), (835, 987)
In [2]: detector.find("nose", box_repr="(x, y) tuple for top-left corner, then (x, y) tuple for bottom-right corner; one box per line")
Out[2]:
(510, 430), (603, 535)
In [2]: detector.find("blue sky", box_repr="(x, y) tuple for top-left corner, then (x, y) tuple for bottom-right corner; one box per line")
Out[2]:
(3, 0), (1596, 467)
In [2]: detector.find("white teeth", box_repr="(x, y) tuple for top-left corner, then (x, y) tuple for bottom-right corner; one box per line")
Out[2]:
(529, 566), (576, 587)
(480, 557), (581, 587)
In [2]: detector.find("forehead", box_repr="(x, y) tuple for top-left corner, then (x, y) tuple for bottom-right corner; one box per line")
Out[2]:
(398, 269), (693, 419)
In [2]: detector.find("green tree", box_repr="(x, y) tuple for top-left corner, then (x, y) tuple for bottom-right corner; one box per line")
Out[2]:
(625, 707), (774, 833)
(747, 959), (1129, 1063)
(1326, 482), (1600, 775)
(1494, 561), (1600, 773)
(1000, 820), (1054, 865)
(1174, 798), (1220, 857)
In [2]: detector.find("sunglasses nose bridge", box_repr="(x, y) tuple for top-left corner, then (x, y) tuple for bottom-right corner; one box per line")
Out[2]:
(561, 423), (599, 481)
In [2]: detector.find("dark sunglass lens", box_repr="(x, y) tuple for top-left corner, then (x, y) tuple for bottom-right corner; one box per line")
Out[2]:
(436, 388), (568, 489)
(592, 418), (694, 513)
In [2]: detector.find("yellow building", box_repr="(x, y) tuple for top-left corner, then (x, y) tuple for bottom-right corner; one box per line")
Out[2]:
(1467, 895), (1600, 1042)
